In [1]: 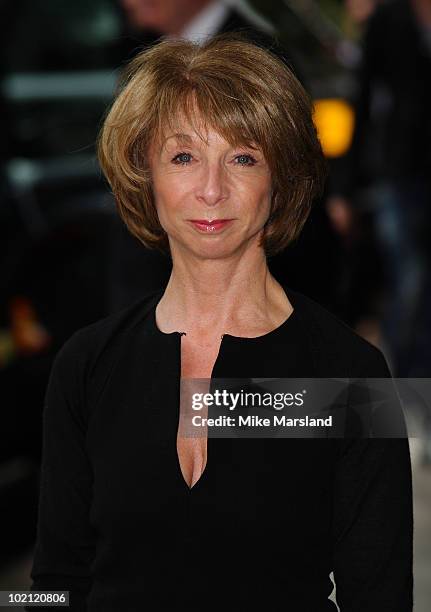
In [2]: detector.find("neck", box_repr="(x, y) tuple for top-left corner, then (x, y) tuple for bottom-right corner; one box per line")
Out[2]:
(156, 243), (293, 341)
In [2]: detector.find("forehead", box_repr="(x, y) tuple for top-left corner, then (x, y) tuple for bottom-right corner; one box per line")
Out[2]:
(153, 102), (258, 152)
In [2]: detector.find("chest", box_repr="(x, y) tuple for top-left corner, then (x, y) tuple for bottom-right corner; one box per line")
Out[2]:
(179, 335), (222, 378)
(177, 336), (222, 489)
(88, 318), (332, 504)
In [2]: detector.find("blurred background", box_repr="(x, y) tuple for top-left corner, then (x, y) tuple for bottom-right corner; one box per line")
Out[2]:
(0, 0), (430, 609)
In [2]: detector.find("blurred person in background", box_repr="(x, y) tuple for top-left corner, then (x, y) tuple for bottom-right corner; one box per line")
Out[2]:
(327, 0), (431, 378)
(107, 0), (341, 315)
(344, 0), (380, 30)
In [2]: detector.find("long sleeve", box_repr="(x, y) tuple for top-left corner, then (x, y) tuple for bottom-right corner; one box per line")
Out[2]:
(26, 331), (96, 611)
(331, 347), (414, 611)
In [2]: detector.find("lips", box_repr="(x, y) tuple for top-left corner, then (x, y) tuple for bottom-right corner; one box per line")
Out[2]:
(188, 219), (234, 233)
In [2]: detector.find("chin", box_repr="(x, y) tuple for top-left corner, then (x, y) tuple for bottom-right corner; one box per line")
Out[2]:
(173, 236), (242, 261)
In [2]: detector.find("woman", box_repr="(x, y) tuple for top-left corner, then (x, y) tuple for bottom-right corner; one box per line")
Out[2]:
(28, 33), (413, 611)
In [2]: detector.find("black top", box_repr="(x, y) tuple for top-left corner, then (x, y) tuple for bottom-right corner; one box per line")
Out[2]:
(27, 284), (413, 611)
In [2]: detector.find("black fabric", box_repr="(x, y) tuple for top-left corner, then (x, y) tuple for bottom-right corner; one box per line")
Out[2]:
(27, 284), (413, 611)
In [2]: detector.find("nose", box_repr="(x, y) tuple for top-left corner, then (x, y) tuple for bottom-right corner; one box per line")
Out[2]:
(195, 160), (228, 207)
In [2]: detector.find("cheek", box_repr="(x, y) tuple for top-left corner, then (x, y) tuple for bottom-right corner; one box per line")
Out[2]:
(152, 171), (186, 206)
(152, 177), (188, 227)
(237, 176), (272, 217)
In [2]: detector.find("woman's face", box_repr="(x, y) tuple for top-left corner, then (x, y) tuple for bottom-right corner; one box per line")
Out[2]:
(147, 117), (273, 260)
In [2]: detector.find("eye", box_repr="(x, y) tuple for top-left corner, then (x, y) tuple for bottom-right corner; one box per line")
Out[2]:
(172, 152), (192, 165)
(171, 151), (258, 166)
(234, 153), (257, 166)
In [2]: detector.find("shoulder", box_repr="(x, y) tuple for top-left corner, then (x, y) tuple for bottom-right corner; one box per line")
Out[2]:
(52, 288), (160, 383)
(46, 289), (161, 423)
(286, 287), (392, 378)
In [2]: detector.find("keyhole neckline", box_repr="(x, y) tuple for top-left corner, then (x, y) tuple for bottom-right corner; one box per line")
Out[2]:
(150, 285), (297, 342)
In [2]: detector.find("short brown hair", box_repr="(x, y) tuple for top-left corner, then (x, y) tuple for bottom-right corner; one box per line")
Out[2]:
(97, 32), (327, 257)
